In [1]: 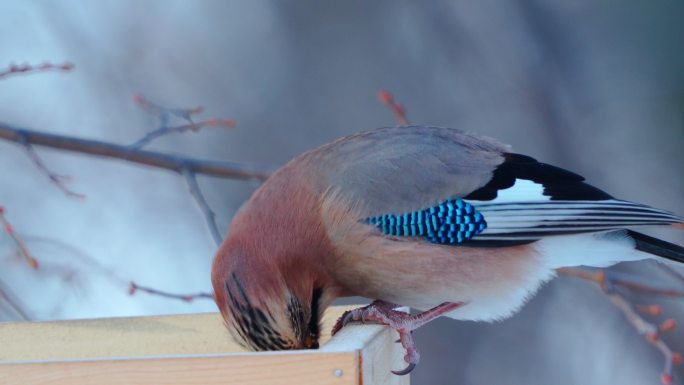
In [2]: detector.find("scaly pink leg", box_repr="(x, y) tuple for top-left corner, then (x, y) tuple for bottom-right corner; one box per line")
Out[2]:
(331, 300), (465, 375)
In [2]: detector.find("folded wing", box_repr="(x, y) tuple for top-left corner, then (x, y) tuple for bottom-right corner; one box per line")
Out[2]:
(465, 154), (683, 245)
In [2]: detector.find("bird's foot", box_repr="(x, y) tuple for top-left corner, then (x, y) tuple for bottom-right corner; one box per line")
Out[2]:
(331, 300), (465, 375)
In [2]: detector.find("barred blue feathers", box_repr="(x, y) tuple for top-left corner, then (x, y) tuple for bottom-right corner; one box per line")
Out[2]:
(366, 199), (487, 245)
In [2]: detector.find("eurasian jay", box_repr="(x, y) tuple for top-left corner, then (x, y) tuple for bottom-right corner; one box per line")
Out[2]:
(211, 126), (684, 374)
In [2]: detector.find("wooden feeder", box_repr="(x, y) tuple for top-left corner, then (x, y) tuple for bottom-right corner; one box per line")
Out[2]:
(0, 305), (409, 385)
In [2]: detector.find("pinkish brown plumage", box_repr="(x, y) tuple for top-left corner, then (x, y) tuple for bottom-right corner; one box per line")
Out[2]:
(211, 126), (684, 373)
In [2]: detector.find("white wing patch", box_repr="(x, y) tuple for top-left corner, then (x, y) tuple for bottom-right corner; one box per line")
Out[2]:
(485, 179), (550, 203)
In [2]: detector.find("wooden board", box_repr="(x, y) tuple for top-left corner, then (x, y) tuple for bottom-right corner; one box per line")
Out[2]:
(0, 352), (358, 385)
(0, 306), (409, 385)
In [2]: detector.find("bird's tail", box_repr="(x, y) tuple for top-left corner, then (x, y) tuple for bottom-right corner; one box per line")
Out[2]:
(626, 230), (684, 264)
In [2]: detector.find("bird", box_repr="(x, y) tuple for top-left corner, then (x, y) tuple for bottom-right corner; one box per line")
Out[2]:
(211, 125), (684, 375)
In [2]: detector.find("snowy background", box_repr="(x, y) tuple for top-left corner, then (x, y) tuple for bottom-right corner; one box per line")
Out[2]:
(1, 1), (683, 384)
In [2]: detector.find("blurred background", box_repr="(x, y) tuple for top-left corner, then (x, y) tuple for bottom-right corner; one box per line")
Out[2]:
(1, 1), (683, 384)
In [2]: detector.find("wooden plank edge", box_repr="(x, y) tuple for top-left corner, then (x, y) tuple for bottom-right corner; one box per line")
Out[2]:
(322, 323), (410, 384)
(0, 306), (361, 361)
(0, 351), (358, 385)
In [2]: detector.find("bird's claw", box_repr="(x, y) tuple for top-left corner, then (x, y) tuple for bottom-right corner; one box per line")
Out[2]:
(331, 302), (419, 375)
(331, 309), (358, 335)
(391, 327), (420, 375)
(331, 301), (391, 335)
(392, 362), (416, 376)
(331, 301), (464, 376)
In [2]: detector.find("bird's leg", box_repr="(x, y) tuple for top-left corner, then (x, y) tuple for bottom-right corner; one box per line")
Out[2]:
(331, 300), (465, 375)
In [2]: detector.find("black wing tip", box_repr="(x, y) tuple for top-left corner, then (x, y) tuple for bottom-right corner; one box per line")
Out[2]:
(465, 152), (614, 202)
(627, 230), (684, 264)
(502, 153), (586, 182)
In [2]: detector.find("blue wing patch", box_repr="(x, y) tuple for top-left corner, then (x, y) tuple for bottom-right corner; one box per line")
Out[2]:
(366, 199), (487, 245)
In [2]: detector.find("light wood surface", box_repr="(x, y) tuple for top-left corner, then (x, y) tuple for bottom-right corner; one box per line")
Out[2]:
(0, 352), (358, 385)
(0, 306), (409, 385)
(0, 312), (239, 361)
(0, 306), (352, 361)
(323, 320), (410, 385)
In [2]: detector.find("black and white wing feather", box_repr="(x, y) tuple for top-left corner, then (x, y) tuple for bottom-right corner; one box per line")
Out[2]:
(464, 154), (684, 244)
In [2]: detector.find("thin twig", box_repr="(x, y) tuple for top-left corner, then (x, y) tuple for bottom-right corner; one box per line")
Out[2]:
(0, 123), (272, 181)
(2, 234), (214, 306)
(0, 62), (74, 80)
(0, 278), (31, 320)
(131, 95), (233, 245)
(128, 281), (213, 302)
(559, 267), (680, 384)
(133, 93), (203, 121)
(0, 207), (39, 269)
(182, 167), (223, 246)
(1, 61), (83, 198)
(378, 90), (409, 125)
(130, 119), (236, 149)
(558, 267), (684, 297)
(606, 290), (675, 384)
(18, 134), (86, 199)
(130, 94), (236, 149)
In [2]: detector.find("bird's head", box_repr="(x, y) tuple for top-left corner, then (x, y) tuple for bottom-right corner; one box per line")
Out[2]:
(211, 236), (329, 351)
(211, 165), (339, 351)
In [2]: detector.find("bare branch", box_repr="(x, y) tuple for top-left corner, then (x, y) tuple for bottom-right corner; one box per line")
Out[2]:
(558, 267), (684, 297)
(130, 119), (236, 149)
(130, 94), (236, 149)
(378, 90), (409, 125)
(1, 61), (82, 198)
(0, 123), (272, 181)
(0, 62), (74, 80)
(182, 168), (223, 246)
(128, 281), (213, 302)
(3, 234), (213, 307)
(0, 278), (31, 320)
(0, 61), (84, 197)
(126, 95), (236, 244)
(608, 291), (676, 385)
(17, 134), (86, 199)
(0, 206), (39, 269)
(559, 267), (681, 383)
(133, 93), (203, 121)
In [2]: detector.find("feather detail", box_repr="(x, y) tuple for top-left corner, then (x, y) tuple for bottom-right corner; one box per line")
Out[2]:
(307, 126), (508, 216)
(465, 153), (613, 202)
(470, 199), (684, 243)
(365, 199), (487, 244)
(479, 179), (550, 203)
